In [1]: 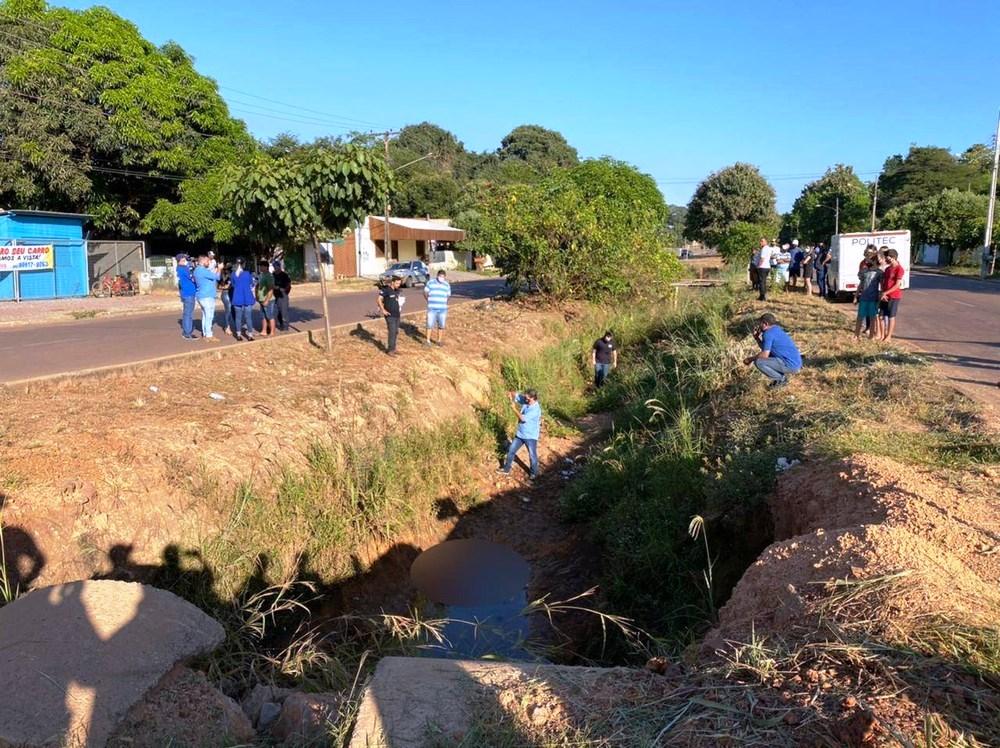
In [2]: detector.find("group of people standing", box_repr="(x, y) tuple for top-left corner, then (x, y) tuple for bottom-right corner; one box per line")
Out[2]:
(176, 252), (292, 342)
(749, 239), (833, 301)
(853, 244), (905, 342)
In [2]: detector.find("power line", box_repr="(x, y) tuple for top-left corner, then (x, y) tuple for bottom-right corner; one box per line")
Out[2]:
(218, 85), (387, 129)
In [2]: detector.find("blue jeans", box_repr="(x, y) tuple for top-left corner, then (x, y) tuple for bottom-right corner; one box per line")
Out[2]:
(197, 296), (216, 337)
(816, 267), (829, 297)
(233, 305), (253, 335)
(754, 357), (796, 383)
(180, 296), (196, 337)
(594, 363), (612, 387)
(503, 437), (538, 477)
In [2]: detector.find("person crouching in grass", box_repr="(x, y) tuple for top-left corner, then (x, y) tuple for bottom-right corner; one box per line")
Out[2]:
(744, 313), (802, 388)
(854, 257), (882, 339)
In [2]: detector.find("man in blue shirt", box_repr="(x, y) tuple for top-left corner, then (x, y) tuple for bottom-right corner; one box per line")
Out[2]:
(176, 254), (197, 340)
(193, 255), (221, 343)
(423, 269), (451, 346)
(499, 389), (542, 479)
(743, 313), (802, 388)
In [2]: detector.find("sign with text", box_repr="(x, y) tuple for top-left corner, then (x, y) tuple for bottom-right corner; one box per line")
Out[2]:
(0, 244), (55, 272)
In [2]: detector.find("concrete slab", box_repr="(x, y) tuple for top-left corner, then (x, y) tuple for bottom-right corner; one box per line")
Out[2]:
(349, 656), (618, 748)
(0, 580), (224, 747)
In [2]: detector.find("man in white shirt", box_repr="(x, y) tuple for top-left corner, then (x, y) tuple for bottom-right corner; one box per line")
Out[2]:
(755, 238), (774, 301)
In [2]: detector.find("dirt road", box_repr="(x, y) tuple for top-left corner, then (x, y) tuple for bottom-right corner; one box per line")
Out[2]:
(894, 271), (999, 411)
(0, 278), (505, 383)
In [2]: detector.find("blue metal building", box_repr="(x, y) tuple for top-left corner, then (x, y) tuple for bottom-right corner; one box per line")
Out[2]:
(0, 210), (90, 301)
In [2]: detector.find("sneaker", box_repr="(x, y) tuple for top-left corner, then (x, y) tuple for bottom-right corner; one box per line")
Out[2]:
(182, 334), (196, 340)
(496, 468), (511, 476)
(768, 378), (788, 389)
(245, 334), (255, 341)
(425, 340), (433, 346)
(234, 333), (244, 342)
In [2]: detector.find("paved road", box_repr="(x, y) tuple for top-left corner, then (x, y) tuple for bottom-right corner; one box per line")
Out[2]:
(0, 278), (506, 383)
(894, 271), (999, 412)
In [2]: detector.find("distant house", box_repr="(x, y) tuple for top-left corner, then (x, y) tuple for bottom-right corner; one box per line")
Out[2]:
(278, 217), (469, 281)
(355, 217), (467, 276)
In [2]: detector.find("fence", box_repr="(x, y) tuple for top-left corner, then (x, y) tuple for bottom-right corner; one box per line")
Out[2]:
(87, 240), (146, 285)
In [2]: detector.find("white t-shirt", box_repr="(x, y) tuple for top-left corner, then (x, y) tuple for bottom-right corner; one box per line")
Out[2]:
(757, 245), (774, 269)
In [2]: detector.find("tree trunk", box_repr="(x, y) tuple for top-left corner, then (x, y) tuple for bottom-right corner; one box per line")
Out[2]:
(312, 233), (333, 352)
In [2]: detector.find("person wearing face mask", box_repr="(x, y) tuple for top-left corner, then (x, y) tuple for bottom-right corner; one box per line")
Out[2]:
(230, 257), (256, 341)
(591, 330), (618, 388)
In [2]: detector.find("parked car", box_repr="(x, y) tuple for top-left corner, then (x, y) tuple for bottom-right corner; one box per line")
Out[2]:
(379, 260), (430, 287)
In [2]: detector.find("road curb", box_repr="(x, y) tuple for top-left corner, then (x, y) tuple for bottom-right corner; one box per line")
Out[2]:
(0, 297), (487, 392)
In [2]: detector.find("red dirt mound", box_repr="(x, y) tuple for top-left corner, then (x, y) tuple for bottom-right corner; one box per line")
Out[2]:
(770, 455), (1000, 585)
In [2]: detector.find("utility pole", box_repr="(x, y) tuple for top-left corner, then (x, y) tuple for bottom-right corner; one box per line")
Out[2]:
(871, 177), (879, 232)
(835, 196), (840, 235)
(383, 132), (392, 262)
(375, 130), (402, 263)
(984, 110), (1000, 278)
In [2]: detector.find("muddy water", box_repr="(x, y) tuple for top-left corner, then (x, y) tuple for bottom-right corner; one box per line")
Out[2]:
(410, 539), (534, 659)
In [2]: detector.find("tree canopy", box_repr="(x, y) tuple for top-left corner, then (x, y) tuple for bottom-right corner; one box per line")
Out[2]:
(885, 188), (998, 262)
(878, 145), (992, 215)
(684, 163), (776, 247)
(457, 158), (679, 300)
(496, 124), (579, 173)
(0, 0), (255, 242)
(787, 165), (871, 243)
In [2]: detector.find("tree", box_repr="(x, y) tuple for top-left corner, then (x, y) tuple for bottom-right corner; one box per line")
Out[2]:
(496, 125), (579, 173)
(878, 145), (991, 214)
(685, 163), (776, 247)
(0, 0), (255, 241)
(224, 144), (393, 350)
(717, 221), (773, 265)
(393, 173), (461, 218)
(884, 189), (998, 264)
(788, 165), (871, 242)
(457, 159), (680, 300)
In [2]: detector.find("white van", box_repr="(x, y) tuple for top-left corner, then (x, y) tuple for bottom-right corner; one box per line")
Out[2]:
(828, 230), (911, 298)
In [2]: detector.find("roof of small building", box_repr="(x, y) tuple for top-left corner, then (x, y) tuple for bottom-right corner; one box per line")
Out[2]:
(0, 209), (92, 221)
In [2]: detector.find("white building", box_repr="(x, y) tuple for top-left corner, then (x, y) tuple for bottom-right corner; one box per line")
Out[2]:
(355, 216), (468, 277)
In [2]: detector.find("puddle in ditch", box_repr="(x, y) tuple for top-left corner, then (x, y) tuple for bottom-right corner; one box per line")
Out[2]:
(410, 538), (533, 660)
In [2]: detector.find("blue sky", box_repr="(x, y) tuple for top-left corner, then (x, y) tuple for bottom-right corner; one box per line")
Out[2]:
(60, 0), (1000, 211)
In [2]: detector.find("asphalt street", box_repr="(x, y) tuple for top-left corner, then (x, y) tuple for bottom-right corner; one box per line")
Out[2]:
(0, 278), (506, 383)
(892, 271), (999, 409)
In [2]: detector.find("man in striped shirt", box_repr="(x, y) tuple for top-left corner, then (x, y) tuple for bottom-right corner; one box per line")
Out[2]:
(423, 269), (451, 346)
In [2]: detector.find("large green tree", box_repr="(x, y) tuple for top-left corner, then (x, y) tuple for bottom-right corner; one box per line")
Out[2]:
(885, 189), (998, 264)
(224, 144), (392, 349)
(878, 145), (991, 215)
(0, 0), (255, 242)
(788, 165), (871, 242)
(685, 163), (776, 247)
(495, 125), (579, 173)
(458, 158), (679, 300)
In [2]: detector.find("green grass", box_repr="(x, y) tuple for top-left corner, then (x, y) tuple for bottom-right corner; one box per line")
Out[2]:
(558, 282), (1000, 653)
(200, 416), (490, 598)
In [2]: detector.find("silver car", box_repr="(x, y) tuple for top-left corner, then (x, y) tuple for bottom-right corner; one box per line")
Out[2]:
(379, 260), (430, 287)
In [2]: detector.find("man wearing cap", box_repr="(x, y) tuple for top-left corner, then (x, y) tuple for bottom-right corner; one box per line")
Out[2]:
(176, 254), (197, 340)
(193, 255), (221, 342)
